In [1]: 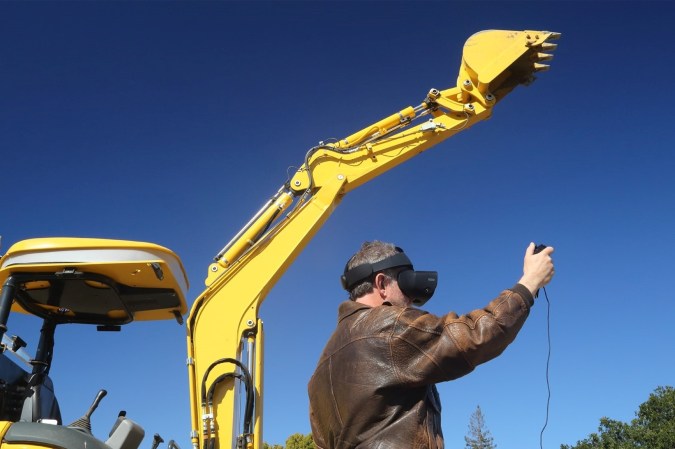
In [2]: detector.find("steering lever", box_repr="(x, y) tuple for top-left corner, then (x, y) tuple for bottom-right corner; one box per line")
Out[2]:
(68, 389), (108, 434)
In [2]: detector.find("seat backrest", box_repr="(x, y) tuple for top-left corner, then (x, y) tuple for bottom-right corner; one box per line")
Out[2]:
(20, 375), (62, 424)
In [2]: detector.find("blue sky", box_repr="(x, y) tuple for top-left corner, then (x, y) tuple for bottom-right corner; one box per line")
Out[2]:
(2, 1), (674, 448)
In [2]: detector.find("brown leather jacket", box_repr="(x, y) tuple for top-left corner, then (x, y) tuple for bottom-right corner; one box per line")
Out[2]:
(308, 284), (534, 449)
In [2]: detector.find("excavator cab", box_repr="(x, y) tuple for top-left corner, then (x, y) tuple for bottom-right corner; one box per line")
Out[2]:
(0, 238), (188, 449)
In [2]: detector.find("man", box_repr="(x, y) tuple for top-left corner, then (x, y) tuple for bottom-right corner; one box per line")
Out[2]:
(308, 241), (555, 449)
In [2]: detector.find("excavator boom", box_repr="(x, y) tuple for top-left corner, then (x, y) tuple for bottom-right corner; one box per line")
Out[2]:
(186, 29), (560, 449)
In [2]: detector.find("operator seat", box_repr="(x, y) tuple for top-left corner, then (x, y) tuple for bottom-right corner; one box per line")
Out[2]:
(19, 375), (62, 424)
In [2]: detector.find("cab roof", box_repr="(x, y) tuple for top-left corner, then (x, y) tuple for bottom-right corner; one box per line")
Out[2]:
(0, 238), (188, 325)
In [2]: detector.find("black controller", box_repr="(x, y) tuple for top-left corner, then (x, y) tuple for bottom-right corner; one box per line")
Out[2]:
(532, 244), (547, 298)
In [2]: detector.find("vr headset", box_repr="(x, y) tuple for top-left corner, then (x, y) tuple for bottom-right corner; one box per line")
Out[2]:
(340, 248), (437, 306)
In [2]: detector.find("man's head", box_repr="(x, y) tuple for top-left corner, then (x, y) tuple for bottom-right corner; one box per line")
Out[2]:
(342, 241), (437, 307)
(343, 241), (402, 301)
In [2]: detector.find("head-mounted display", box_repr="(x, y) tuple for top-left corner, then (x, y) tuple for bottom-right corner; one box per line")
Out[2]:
(341, 248), (437, 306)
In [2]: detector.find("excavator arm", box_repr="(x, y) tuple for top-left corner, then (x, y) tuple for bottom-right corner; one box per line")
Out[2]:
(186, 30), (560, 449)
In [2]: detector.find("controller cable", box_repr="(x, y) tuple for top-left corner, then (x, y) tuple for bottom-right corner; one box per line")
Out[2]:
(532, 244), (552, 449)
(539, 285), (551, 449)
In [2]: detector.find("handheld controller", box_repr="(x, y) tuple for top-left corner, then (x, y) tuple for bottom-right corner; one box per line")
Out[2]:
(532, 244), (547, 298)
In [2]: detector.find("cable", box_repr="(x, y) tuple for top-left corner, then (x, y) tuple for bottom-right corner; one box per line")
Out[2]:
(539, 286), (551, 449)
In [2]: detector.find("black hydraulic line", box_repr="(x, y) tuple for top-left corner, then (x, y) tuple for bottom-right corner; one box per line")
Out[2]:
(251, 208), (283, 245)
(205, 371), (254, 436)
(200, 358), (255, 449)
(206, 373), (240, 406)
(200, 358), (245, 406)
(301, 145), (342, 192)
(203, 373), (239, 449)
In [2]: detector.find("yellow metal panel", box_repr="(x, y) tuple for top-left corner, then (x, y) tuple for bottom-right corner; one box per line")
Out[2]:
(253, 319), (264, 449)
(187, 178), (345, 448)
(0, 421), (12, 438)
(0, 237), (188, 320)
(2, 444), (49, 449)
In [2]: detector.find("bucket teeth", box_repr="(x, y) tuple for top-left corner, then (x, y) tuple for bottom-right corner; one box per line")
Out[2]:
(459, 29), (561, 99)
(536, 52), (554, 62)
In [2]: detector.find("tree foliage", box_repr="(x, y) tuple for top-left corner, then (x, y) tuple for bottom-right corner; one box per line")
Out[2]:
(285, 433), (316, 449)
(561, 386), (675, 449)
(264, 433), (316, 449)
(465, 405), (497, 449)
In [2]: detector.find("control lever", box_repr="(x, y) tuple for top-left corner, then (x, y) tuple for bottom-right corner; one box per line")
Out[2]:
(109, 410), (127, 436)
(68, 389), (108, 434)
(151, 433), (165, 449)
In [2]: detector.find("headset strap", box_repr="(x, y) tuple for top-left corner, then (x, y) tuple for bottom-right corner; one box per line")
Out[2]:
(342, 251), (413, 290)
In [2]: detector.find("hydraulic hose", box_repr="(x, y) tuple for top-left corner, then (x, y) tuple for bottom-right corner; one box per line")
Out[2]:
(200, 358), (254, 449)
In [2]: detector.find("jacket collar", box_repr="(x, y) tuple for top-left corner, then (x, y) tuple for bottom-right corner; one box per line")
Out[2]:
(337, 300), (393, 322)
(337, 300), (371, 322)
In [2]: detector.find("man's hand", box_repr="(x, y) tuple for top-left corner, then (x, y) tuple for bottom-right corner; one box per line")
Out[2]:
(518, 242), (555, 297)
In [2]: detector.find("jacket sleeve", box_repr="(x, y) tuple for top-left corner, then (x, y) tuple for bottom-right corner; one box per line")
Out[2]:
(389, 284), (534, 386)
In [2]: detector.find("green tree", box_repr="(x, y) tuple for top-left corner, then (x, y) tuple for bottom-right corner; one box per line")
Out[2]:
(465, 405), (496, 449)
(285, 433), (316, 449)
(561, 386), (675, 449)
(263, 444), (283, 449)
(264, 433), (316, 449)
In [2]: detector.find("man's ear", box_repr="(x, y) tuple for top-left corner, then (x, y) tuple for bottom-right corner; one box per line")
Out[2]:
(374, 273), (387, 294)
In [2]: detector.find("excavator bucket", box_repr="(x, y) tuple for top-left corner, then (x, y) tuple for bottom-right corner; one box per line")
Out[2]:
(460, 29), (560, 100)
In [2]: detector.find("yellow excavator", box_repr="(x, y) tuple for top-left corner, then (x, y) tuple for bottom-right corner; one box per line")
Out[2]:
(0, 30), (559, 449)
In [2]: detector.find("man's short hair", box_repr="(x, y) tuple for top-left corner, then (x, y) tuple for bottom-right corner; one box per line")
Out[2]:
(345, 241), (400, 300)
